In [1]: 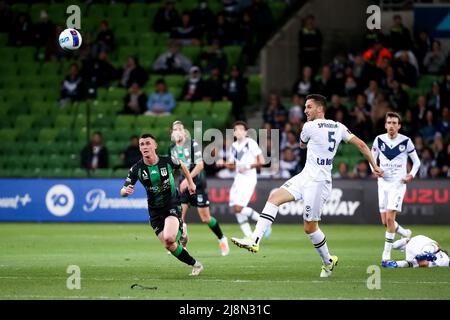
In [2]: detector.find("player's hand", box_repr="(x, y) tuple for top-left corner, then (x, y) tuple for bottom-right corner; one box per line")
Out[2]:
(373, 166), (384, 177)
(124, 185), (134, 195)
(216, 159), (225, 167)
(187, 182), (196, 195)
(180, 179), (188, 192)
(402, 174), (413, 184)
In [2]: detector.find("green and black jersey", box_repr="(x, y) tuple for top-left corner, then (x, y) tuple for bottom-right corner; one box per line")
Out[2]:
(169, 138), (206, 186)
(124, 156), (181, 211)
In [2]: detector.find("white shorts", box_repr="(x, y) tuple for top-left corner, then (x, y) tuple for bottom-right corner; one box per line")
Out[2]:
(280, 171), (332, 222)
(378, 181), (406, 213)
(229, 175), (257, 207)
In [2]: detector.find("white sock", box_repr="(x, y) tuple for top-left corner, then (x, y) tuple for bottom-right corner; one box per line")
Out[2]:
(308, 229), (332, 265)
(235, 213), (252, 238)
(392, 238), (408, 250)
(394, 221), (408, 237)
(396, 260), (411, 268)
(252, 202), (278, 245)
(382, 232), (395, 261)
(241, 207), (260, 222)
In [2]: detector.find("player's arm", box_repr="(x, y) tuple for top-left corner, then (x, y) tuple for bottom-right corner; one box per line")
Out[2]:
(403, 143), (421, 183)
(348, 135), (383, 177)
(189, 141), (205, 178)
(120, 166), (138, 197)
(299, 122), (310, 149)
(180, 162), (196, 194)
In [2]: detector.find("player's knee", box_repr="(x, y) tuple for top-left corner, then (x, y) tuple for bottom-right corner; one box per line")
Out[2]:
(200, 215), (210, 224)
(267, 190), (280, 204)
(164, 235), (177, 246)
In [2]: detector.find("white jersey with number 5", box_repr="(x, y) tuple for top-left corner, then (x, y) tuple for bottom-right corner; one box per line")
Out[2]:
(300, 119), (354, 181)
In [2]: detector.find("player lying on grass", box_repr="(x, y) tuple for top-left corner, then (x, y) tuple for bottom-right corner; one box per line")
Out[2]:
(120, 133), (204, 276)
(382, 234), (450, 268)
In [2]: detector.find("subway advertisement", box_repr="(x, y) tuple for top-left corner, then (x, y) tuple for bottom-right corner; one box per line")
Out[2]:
(0, 179), (448, 224)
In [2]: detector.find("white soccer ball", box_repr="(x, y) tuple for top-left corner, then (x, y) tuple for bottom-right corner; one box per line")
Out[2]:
(59, 28), (82, 50)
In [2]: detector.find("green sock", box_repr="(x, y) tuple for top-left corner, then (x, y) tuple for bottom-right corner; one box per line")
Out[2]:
(171, 244), (196, 266)
(208, 216), (224, 240)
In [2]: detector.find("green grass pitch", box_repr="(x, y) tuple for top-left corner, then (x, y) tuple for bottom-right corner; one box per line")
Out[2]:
(0, 223), (449, 300)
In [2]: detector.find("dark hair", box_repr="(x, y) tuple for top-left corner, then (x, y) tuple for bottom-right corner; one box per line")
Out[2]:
(140, 133), (156, 140)
(155, 78), (166, 86)
(306, 94), (327, 110)
(385, 111), (402, 124)
(233, 120), (248, 130)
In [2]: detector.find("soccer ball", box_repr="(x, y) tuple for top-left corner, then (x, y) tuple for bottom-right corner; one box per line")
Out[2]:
(59, 28), (82, 50)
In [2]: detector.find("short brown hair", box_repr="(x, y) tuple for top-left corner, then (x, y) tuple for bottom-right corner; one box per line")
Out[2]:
(233, 120), (248, 130)
(306, 94), (327, 110)
(385, 111), (402, 124)
(140, 133), (156, 140)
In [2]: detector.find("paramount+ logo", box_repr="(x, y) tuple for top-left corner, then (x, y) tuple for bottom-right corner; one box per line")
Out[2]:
(404, 188), (449, 204)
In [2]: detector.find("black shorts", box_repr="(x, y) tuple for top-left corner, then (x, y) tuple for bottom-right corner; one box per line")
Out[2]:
(180, 189), (209, 208)
(149, 205), (182, 236)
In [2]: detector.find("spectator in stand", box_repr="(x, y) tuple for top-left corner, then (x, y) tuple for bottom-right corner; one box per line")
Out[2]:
(363, 40), (392, 68)
(402, 109), (419, 139)
(432, 134), (448, 174)
(330, 53), (348, 89)
(415, 30), (433, 73)
(0, 0), (13, 33)
(394, 49), (419, 76)
(413, 95), (429, 128)
(281, 129), (301, 162)
(349, 107), (373, 142)
(199, 39), (228, 74)
(418, 147), (434, 178)
(33, 10), (55, 49)
(414, 135), (425, 158)
(298, 14), (322, 75)
(119, 82), (147, 115)
(441, 71), (450, 107)
(153, 40), (192, 75)
(333, 162), (350, 179)
(441, 144), (450, 177)
(315, 65), (340, 99)
(389, 14), (412, 53)
(423, 42), (446, 74)
(204, 67), (227, 102)
(419, 110), (437, 144)
(363, 28), (385, 51)
(191, 1), (215, 35)
(388, 80), (409, 114)
(114, 135), (142, 170)
(427, 81), (443, 117)
(207, 12), (234, 46)
(170, 11), (201, 46)
(351, 93), (372, 117)
(371, 91), (392, 135)
(59, 63), (84, 107)
(9, 12), (33, 46)
(145, 78), (175, 115)
(351, 160), (371, 179)
(81, 51), (118, 98)
(279, 148), (299, 179)
(436, 106), (450, 139)
(288, 93), (305, 126)
(45, 25), (66, 61)
(237, 10), (256, 65)
(81, 132), (109, 170)
(224, 65), (248, 121)
(120, 55), (148, 88)
(393, 51), (417, 87)
(181, 66), (207, 102)
(263, 93), (288, 130)
(292, 66), (315, 98)
(381, 65), (396, 91)
(93, 20), (116, 55)
(152, 0), (180, 33)
(364, 80), (380, 107)
(248, 0), (274, 53)
(343, 67), (358, 99)
(326, 94), (349, 125)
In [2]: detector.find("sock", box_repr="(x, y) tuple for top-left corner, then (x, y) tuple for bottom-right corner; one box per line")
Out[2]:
(252, 202), (278, 245)
(396, 260), (411, 268)
(241, 207), (260, 222)
(392, 238), (408, 250)
(207, 216), (224, 239)
(382, 232), (395, 261)
(236, 212), (252, 238)
(308, 229), (332, 265)
(171, 244), (196, 266)
(394, 221), (408, 237)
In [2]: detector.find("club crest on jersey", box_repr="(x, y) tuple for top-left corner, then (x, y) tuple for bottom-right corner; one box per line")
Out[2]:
(399, 145), (406, 152)
(380, 143), (386, 152)
(142, 170), (149, 180)
(160, 167), (168, 177)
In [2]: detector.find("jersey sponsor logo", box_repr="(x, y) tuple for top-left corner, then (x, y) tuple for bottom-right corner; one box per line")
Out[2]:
(83, 189), (147, 212)
(45, 184), (74, 217)
(160, 168), (167, 177)
(404, 188), (449, 204)
(0, 194), (32, 209)
(169, 208), (177, 215)
(318, 123), (338, 128)
(316, 157), (332, 165)
(142, 170), (149, 180)
(278, 188), (360, 217)
(150, 170), (157, 175)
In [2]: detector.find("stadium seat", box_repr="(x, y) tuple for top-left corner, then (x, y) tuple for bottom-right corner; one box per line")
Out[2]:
(112, 168), (129, 178)
(135, 116), (155, 131)
(115, 115), (136, 129)
(15, 115), (36, 129)
(181, 46), (202, 63)
(38, 128), (59, 143)
(224, 46), (242, 67)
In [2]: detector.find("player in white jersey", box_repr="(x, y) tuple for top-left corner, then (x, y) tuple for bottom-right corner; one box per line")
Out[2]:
(231, 94), (383, 277)
(217, 121), (269, 238)
(382, 235), (449, 268)
(371, 112), (421, 266)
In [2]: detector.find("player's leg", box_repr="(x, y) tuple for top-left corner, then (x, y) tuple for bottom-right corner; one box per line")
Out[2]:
(179, 203), (189, 248)
(198, 206), (229, 256)
(303, 180), (337, 277)
(382, 209), (397, 261)
(233, 204), (253, 238)
(229, 180), (254, 238)
(157, 215), (203, 275)
(391, 184), (411, 238)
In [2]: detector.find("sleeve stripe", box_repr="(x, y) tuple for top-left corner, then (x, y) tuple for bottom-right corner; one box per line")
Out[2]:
(300, 139), (308, 144)
(407, 148), (416, 154)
